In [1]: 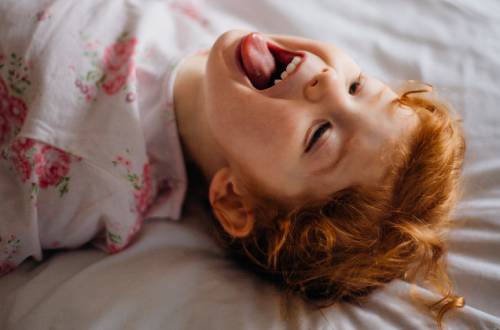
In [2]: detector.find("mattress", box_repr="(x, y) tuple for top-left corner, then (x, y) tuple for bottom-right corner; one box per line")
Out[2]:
(1, 0), (500, 329)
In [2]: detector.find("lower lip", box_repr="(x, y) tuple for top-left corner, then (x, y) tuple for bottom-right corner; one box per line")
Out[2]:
(235, 39), (246, 77)
(235, 33), (305, 89)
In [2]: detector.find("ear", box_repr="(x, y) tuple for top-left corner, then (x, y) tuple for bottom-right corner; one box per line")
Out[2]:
(209, 167), (255, 238)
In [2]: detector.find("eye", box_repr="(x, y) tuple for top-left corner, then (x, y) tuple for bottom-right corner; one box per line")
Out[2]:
(305, 122), (331, 153)
(349, 73), (363, 95)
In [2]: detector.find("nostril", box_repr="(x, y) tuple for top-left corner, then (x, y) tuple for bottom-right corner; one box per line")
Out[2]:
(322, 68), (328, 73)
(310, 79), (318, 87)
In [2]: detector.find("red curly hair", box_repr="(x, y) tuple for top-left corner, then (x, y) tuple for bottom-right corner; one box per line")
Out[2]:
(192, 82), (465, 329)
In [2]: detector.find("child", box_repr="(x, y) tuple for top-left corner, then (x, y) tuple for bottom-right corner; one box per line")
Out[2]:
(0, 0), (465, 328)
(177, 31), (466, 328)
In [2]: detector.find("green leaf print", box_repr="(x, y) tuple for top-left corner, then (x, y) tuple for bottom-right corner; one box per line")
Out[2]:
(107, 231), (122, 244)
(57, 176), (70, 197)
(30, 183), (39, 199)
(86, 70), (102, 82)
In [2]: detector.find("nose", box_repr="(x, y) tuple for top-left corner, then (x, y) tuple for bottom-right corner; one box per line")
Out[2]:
(304, 67), (339, 102)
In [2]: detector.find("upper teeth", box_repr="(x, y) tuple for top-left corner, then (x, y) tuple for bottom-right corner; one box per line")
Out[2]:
(275, 56), (302, 85)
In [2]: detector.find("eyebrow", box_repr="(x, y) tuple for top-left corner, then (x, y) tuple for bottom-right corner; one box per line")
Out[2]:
(311, 134), (351, 176)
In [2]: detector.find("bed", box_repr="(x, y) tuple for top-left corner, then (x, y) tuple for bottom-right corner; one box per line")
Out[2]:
(1, 0), (500, 329)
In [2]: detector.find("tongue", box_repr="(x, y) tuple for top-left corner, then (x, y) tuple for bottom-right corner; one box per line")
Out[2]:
(240, 33), (276, 90)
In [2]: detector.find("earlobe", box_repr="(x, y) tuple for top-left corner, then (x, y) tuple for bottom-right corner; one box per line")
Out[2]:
(209, 167), (255, 238)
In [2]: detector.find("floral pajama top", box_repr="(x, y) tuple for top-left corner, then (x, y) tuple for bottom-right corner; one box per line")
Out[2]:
(0, 0), (216, 275)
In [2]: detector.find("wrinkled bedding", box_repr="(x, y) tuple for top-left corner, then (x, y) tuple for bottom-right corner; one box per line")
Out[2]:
(1, 0), (500, 329)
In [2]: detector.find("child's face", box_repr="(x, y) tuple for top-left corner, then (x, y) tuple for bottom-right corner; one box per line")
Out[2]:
(204, 30), (418, 205)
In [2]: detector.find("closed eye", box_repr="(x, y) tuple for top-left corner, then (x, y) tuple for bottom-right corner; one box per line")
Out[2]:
(305, 122), (331, 153)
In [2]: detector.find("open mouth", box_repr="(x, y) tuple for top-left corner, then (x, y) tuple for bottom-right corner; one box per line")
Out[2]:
(237, 33), (304, 90)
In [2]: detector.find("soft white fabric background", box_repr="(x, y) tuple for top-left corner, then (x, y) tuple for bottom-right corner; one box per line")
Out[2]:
(1, 0), (500, 329)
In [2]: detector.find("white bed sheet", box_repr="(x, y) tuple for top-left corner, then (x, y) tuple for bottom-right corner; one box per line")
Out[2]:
(1, 0), (500, 329)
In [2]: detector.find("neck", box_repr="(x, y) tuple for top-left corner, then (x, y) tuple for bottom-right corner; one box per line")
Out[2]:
(173, 53), (227, 187)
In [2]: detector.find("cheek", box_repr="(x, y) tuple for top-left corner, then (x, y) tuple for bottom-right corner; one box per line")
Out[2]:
(215, 101), (295, 154)
(350, 138), (390, 184)
(225, 118), (288, 165)
(225, 116), (298, 191)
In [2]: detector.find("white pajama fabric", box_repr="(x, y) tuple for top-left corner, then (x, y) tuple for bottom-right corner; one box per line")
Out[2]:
(0, 0), (215, 274)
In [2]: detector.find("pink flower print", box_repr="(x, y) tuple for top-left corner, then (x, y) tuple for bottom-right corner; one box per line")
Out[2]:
(102, 74), (127, 95)
(101, 37), (137, 95)
(34, 145), (71, 188)
(102, 60), (135, 96)
(113, 155), (132, 171)
(0, 260), (16, 276)
(0, 76), (29, 136)
(0, 76), (8, 97)
(106, 243), (121, 254)
(75, 78), (97, 102)
(106, 228), (125, 254)
(84, 41), (100, 52)
(7, 96), (28, 127)
(10, 138), (35, 181)
(3, 53), (31, 96)
(169, 2), (210, 28)
(103, 38), (137, 72)
(0, 113), (10, 146)
(134, 163), (153, 214)
(0, 81), (10, 116)
(1, 233), (21, 275)
(11, 137), (35, 155)
(11, 152), (32, 182)
(0, 97), (10, 117)
(125, 92), (135, 103)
